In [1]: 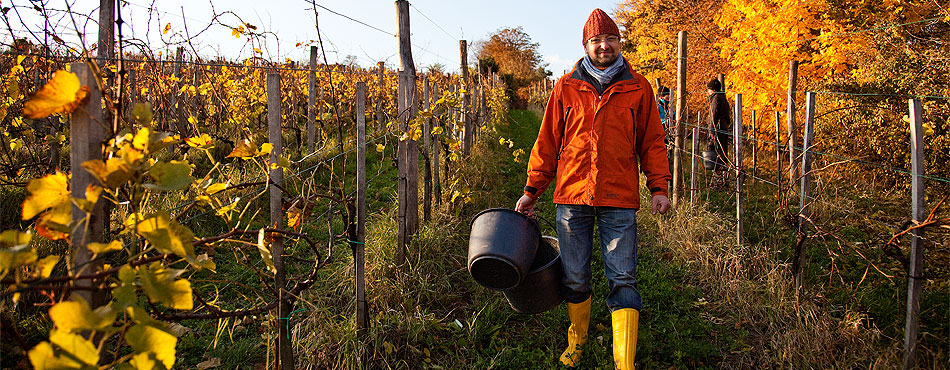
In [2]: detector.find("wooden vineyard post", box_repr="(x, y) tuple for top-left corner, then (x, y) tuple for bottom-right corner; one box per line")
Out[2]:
(672, 30), (687, 208)
(307, 46), (317, 152)
(460, 40), (471, 156)
(395, 0), (418, 266)
(690, 127), (699, 205)
(787, 60), (799, 185)
(432, 82), (442, 205)
(267, 73), (294, 370)
(902, 98), (926, 370)
(377, 62), (385, 129)
(793, 91), (815, 289)
(354, 82), (369, 337)
(734, 94), (744, 246)
(775, 111), (782, 200)
(172, 47), (186, 136)
(751, 109), (757, 181)
(423, 78), (432, 222)
(69, 63), (106, 307)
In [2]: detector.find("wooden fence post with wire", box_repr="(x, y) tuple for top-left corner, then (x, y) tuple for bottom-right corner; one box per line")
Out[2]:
(267, 72), (294, 370)
(395, 0), (418, 266)
(354, 81), (369, 338)
(672, 30), (687, 208)
(775, 111), (782, 200)
(691, 126), (699, 205)
(432, 82), (442, 206)
(307, 46), (318, 152)
(734, 94), (744, 246)
(460, 40), (471, 156)
(793, 91), (815, 289)
(787, 60), (799, 185)
(69, 62), (107, 307)
(423, 78), (432, 222)
(902, 98), (926, 370)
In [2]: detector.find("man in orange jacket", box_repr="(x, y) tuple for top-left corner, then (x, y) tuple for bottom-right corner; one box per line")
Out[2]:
(515, 8), (671, 369)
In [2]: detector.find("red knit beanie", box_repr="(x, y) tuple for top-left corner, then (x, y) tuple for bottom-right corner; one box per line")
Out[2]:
(582, 9), (620, 45)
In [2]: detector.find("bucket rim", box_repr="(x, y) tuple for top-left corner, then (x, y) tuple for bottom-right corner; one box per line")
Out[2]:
(528, 236), (561, 275)
(469, 255), (523, 290)
(470, 208), (541, 234)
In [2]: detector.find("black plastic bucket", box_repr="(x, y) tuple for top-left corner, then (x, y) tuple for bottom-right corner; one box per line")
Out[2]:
(702, 150), (721, 171)
(468, 208), (541, 290)
(503, 236), (564, 314)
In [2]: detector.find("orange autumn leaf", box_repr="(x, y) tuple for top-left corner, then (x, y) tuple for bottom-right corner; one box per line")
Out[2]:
(22, 71), (90, 119)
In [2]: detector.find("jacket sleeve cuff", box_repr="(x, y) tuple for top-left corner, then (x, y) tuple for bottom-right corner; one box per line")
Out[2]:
(650, 186), (668, 197)
(524, 186), (539, 198)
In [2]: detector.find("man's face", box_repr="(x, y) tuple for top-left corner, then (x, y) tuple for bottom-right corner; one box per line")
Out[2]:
(660, 93), (670, 101)
(585, 34), (620, 68)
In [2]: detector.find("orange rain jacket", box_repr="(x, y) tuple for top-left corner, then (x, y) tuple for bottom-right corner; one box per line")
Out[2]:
(524, 58), (671, 209)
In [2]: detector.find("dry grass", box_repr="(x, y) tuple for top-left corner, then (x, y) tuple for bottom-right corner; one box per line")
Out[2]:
(640, 193), (908, 369)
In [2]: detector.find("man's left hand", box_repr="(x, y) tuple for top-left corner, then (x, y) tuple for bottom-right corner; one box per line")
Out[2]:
(651, 194), (671, 215)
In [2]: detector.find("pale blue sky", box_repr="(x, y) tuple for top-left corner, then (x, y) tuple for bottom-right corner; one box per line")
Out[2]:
(6, 0), (621, 75)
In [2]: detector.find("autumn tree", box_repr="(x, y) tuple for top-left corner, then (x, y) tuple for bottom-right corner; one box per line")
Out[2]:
(474, 27), (549, 106)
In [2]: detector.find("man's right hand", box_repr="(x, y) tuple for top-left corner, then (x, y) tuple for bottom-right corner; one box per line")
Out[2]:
(515, 195), (538, 217)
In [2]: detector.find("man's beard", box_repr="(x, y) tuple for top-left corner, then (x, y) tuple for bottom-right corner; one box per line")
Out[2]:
(590, 53), (618, 68)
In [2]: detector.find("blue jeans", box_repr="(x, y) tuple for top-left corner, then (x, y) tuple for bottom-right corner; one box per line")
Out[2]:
(556, 204), (642, 311)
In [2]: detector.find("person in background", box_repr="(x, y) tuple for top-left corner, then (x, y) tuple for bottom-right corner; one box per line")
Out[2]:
(514, 8), (672, 369)
(657, 86), (673, 134)
(706, 78), (731, 187)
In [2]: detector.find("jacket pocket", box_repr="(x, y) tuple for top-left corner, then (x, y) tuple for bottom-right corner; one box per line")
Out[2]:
(558, 106), (572, 160)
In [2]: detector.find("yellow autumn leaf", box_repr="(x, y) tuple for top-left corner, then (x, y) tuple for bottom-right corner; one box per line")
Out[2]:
(185, 133), (213, 149)
(137, 262), (193, 310)
(125, 323), (177, 369)
(87, 240), (123, 254)
(22, 172), (70, 220)
(205, 183), (228, 195)
(431, 126), (443, 135)
(162, 23), (171, 34)
(136, 212), (196, 262)
(36, 255), (60, 278)
(48, 298), (117, 332)
(226, 139), (257, 159)
(376, 144), (385, 153)
(29, 329), (99, 370)
(22, 71), (90, 119)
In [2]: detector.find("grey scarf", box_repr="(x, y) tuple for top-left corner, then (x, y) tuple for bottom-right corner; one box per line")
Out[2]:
(581, 55), (625, 86)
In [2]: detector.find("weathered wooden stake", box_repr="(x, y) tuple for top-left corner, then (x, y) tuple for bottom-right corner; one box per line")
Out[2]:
(793, 91), (815, 289)
(423, 78), (432, 222)
(787, 60), (799, 185)
(307, 46), (317, 152)
(751, 108), (757, 180)
(775, 111), (782, 200)
(460, 40), (472, 156)
(432, 82), (442, 205)
(690, 127), (699, 205)
(267, 73), (293, 370)
(734, 94), (744, 245)
(354, 82), (369, 337)
(69, 63), (106, 306)
(672, 30), (687, 208)
(396, 0), (418, 266)
(377, 62), (385, 129)
(902, 98), (926, 370)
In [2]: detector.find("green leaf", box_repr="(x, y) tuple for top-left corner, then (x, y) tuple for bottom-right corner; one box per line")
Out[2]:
(48, 298), (116, 332)
(125, 323), (177, 369)
(145, 160), (193, 191)
(28, 329), (99, 370)
(130, 103), (154, 126)
(138, 262), (193, 310)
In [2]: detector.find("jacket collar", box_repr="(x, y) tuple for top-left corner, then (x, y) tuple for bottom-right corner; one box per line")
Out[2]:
(568, 57), (638, 95)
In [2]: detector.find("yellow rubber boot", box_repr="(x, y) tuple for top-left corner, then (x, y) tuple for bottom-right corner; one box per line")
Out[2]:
(611, 308), (639, 370)
(558, 297), (591, 367)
